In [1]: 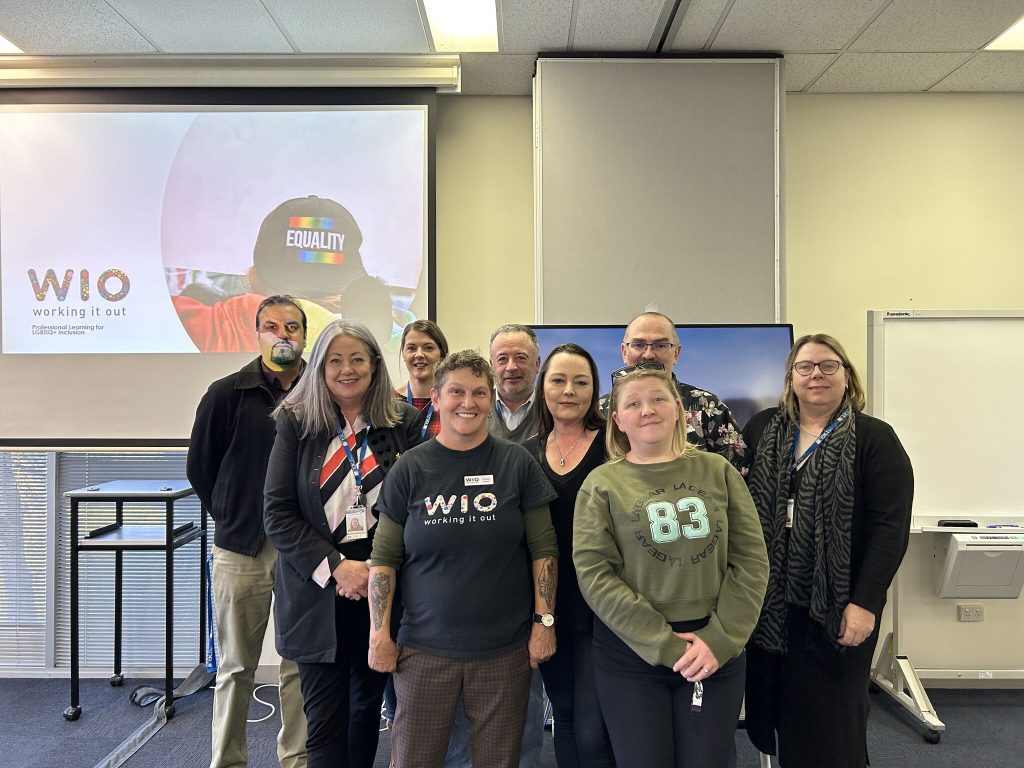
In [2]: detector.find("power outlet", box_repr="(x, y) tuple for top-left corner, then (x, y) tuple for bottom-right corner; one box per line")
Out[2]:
(957, 604), (984, 622)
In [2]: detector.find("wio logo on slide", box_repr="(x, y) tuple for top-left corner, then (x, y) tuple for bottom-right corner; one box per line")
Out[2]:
(27, 268), (130, 302)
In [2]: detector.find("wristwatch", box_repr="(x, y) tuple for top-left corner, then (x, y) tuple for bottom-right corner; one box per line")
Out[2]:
(532, 612), (556, 628)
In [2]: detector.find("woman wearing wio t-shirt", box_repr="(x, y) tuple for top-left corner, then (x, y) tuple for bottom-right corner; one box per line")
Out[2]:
(367, 349), (559, 768)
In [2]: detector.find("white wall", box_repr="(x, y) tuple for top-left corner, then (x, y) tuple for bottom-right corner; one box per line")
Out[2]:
(785, 93), (1024, 376)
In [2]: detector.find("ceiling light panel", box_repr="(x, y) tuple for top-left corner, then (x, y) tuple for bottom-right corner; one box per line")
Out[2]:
(423, 0), (498, 52)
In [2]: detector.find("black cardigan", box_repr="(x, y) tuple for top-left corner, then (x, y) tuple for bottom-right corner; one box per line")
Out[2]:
(742, 408), (914, 618)
(264, 403), (422, 663)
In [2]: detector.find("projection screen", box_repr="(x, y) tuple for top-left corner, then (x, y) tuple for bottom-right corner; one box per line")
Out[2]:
(0, 88), (434, 447)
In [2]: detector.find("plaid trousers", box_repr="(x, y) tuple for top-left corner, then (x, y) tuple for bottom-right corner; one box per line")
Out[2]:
(390, 644), (532, 768)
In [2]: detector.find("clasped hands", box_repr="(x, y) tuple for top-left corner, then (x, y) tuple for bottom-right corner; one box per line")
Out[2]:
(672, 631), (719, 683)
(332, 558), (369, 600)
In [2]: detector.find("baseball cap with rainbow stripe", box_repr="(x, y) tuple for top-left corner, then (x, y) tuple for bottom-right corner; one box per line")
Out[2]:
(253, 195), (368, 299)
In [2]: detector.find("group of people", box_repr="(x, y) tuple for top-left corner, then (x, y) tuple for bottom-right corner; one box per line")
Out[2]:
(189, 299), (914, 768)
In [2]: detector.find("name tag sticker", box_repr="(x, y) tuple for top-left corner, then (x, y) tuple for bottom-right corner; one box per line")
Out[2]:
(464, 475), (494, 486)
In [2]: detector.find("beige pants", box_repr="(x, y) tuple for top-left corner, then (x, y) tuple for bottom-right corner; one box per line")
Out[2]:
(211, 542), (307, 768)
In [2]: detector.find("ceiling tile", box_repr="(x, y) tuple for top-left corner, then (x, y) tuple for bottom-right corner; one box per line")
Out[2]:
(109, 0), (289, 53)
(850, 0), (1024, 52)
(930, 51), (1024, 91)
(0, 0), (155, 54)
(809, 51), (972, 92)
(460, 53), (537, 95)
(711, 0), (889, 51)
(782, 53), (837, 91)
(501, 0), (573, 54)
(573, 0), (667, 49)
(262, 0), (429, 53)
(667, 0), (729, 50)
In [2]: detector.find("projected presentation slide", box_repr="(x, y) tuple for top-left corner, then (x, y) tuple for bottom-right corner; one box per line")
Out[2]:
(0, 106), (428, 354)
(531, 324), (794, 427)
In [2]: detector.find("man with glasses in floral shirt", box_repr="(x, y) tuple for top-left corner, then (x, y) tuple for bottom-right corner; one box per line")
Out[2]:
(598, 311), (750, 476)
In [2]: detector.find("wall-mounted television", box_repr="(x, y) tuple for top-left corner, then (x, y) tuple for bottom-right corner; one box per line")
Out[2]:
(530, 324), (794, 428)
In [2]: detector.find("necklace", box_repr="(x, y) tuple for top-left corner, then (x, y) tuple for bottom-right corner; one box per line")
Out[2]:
(553, 429), (586, 467)
(799, 425), (822, 439)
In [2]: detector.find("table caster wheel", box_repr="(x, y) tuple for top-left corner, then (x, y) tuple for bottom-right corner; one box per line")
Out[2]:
(163, 703), (175, 720)
(109, 674), (124, 687)
(924, 730), (941, 744)
(63, 705), (82, 721)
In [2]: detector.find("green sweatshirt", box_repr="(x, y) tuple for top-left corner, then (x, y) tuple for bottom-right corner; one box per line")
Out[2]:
(573, 450), (768, 668)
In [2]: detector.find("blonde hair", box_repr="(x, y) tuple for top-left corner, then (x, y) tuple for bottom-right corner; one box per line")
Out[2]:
(605, 369), (691, 462)
(780, 333), (866, 423)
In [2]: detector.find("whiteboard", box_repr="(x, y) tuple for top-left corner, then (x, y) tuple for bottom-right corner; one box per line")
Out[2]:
(867, 310), (1024, 517)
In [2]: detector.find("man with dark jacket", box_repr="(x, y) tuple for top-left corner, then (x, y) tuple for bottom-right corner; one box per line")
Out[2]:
(188, 295), (308, 768)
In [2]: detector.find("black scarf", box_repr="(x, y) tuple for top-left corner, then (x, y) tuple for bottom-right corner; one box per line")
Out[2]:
(747, 407), (856, 653)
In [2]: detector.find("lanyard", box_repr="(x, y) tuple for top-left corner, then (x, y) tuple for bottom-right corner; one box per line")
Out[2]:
(791, 407), (850, 472)
(407, 383), (434, 438)
(336, 416), (372, 493)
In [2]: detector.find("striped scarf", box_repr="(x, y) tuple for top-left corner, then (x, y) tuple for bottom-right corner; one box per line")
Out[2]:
(747, 407), (856, 653)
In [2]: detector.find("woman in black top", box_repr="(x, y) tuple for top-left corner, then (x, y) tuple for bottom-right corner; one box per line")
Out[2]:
(524, 343), (615, 768)
(742, 333), (914, 768)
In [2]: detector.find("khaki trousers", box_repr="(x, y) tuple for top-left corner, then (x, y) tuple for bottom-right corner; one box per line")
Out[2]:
(211, 542), (307, 768)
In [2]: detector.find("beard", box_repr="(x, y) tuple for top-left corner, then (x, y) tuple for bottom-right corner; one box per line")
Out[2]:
(269, 342), (298, 366)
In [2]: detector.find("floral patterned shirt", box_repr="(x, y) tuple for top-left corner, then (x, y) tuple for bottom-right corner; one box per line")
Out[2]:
(599, 378), (750, 477)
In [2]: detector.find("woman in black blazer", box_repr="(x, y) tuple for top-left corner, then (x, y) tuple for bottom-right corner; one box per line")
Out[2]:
(265, 319), (421, 768)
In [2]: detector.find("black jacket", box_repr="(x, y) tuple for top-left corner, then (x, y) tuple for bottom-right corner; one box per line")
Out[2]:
(187, 357), (284, 556)
(264, 404), (422, 664)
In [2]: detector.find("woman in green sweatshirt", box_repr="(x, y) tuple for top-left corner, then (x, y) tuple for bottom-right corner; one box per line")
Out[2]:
(574, 368), (768, 768)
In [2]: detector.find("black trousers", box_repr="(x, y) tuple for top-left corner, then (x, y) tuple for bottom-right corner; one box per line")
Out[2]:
(745, 606), (878, 768)
(595, 651), (745, 768)
(296, 594), (387, 768)
(539, 629), (616, 768)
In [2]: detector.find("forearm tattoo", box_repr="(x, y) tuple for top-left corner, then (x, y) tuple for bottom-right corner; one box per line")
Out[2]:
(539, 558), (556, 611)
(370, 573), (392, 631)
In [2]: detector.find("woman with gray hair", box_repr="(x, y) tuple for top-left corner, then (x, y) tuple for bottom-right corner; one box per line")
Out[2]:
(264, 319), (423, 768)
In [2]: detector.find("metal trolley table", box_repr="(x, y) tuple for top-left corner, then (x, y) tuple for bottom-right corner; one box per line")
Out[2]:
(63, 480), (206, 721)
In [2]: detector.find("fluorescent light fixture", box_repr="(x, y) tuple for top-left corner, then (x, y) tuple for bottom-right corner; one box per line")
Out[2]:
(0, 33), (23, 54)
(423, 0), (498, 52)
(0, 55), (462, 92)
(987, 14), (1024, 50)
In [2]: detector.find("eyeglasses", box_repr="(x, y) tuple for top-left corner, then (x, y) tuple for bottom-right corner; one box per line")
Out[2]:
(625, 340), (677, 353)
(792, 360), (844, 376)
(611, 360), (665, 381)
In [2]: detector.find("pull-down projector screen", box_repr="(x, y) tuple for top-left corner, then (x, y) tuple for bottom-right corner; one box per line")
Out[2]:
(0, 89), (434, 447)
(534, 57), (780, 325)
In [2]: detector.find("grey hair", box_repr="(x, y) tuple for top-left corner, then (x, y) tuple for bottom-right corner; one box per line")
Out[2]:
(488, 323), (539, 354)
(275, 319), (401, 436)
